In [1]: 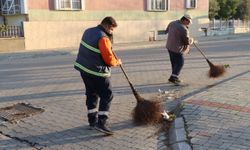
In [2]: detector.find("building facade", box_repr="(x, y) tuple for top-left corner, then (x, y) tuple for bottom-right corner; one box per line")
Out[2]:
(0, 0), (209, 50)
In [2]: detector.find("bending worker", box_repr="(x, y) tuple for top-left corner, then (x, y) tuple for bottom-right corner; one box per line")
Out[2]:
(74, 16), (122, 135)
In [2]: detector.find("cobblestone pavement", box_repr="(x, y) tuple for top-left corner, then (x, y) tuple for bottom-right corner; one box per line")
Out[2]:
(178, 36), (250, 150)
(0, 34), (249, 150)
(182, 71), (250, 150)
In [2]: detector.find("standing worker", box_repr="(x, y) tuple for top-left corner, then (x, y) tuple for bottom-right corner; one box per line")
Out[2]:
(165, 14), (194, 85)
(74, 16), (122, 135)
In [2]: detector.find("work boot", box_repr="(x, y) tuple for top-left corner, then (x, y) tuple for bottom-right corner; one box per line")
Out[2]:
(168, 77), (182, 85)
(95, 115), (114, 135)
(88, 112), (97, 129)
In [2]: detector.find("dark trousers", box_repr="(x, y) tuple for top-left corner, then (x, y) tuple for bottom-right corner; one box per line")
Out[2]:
(80, 72), (113, 113)
(168, 50), (184, 79)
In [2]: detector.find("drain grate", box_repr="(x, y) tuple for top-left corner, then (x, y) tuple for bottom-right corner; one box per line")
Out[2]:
(0, 103), (44, 123)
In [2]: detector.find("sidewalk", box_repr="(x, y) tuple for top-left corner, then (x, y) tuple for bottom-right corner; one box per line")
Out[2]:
(0, 33), (249, 150)
(113, 32), (250, 51)
(180, 70), (250, 149)
(167, 70), (250, 150)
(1, 32), (250, 63)
(1, 32), (250, 55)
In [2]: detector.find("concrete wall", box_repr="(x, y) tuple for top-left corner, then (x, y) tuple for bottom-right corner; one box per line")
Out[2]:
(234, 27), (250, 33)
(23, 21), (95, 50)
(170, 0), (208, 11)
(27, 0), (145, 10)
(28, 0), (54, 10)
(208, 27), (250, 36)
(0, 37), (25, 52)
(23, 15), (208, 50)
(85, 0), (144, 10)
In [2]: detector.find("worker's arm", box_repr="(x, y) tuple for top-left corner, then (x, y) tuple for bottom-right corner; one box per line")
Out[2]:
(98, 37), (121, 66)
(165, 24), (170, 34)
(181, 28), (190, 45)
(181, 28), (194, 54)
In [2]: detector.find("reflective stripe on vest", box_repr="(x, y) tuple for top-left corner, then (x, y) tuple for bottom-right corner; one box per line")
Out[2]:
(81, 40), (100, 53)
(74, 62), (111, 77)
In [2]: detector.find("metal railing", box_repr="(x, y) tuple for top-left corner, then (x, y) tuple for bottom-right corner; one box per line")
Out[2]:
(0, 25), (24, 38)
(209, 19), (249, 30)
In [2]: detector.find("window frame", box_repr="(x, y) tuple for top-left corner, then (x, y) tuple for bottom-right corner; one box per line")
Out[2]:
(54, 0), (85, 11)
(146, 0), (169, 12)
(186, 0), (197, 9)
(0, 0), (27, 15)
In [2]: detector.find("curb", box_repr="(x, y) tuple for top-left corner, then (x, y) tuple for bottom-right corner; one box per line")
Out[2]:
(113, 32), (250, 52)
(164, 99), (192, 150)
(1, 33), (250, 55)
(168, 117), (191, 150)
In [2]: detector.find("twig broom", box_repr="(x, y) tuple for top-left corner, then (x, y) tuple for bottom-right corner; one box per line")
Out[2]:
(113, 52), (162, 125)
(193, 42), (226, 78)
(119, 65), (162, 125)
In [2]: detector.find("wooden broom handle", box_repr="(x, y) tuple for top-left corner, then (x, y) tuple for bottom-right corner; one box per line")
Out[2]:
(111, 51), (138, 93)
(119, 64), (133, 85)
(193, 42), (209, 60)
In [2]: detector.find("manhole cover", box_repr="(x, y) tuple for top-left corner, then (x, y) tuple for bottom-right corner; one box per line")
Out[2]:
(0, 103), (44, 123)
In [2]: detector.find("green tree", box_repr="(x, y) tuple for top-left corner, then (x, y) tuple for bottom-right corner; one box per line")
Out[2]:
(217, 0), (240, 19)
(209, 0), (220, 19)
(234, 0), (250, 20)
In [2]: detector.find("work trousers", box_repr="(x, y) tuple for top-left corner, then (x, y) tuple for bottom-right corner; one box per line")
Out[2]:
(168, 50), (184, 78)
(80, 72), (113, 115)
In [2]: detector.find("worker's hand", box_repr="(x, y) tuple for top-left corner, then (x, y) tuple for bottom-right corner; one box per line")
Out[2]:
(181, 46), (190, 55)
(189, 38), (194, 45)
(117, 59), (122, 66)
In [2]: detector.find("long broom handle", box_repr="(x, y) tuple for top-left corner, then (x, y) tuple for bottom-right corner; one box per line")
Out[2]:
(112, 51), (138, 94)
(120, 65), (138, 92)
(193, 42), (215, 66)
(193, 42), (209, 60)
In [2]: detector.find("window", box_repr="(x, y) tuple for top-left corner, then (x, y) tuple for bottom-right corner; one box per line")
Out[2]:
(146, 0), (169, 11)
(54, 0), (84, 10)
(186, 0), (197, 9)
(0, 0), (27, 15)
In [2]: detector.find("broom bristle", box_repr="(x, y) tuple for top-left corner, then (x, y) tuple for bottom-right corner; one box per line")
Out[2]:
(208, 64), (226, 78)
(132, 99), (162, 125)
(206, 59), (226, 78)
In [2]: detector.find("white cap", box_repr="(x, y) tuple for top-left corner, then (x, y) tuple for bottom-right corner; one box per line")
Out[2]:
(183, 14), (192, 24)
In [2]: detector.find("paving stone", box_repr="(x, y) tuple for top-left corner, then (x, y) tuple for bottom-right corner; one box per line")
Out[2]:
(1, 35), (250, 149)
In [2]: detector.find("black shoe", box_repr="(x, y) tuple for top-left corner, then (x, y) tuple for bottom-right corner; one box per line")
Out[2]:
(168, 78), (182, 85)
(95, 124), (114, 135)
